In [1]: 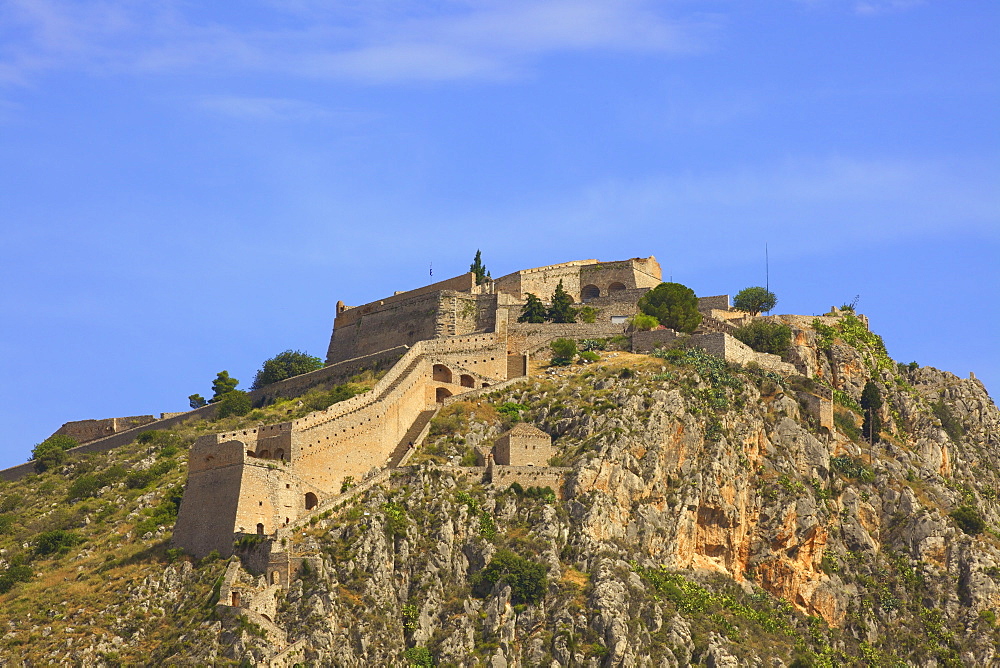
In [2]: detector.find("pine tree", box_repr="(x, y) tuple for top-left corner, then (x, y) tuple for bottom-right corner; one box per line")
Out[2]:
(547, 281), (576, 323)
(211, 370), (239, 401)
(470, 250), (489, 285)
(518, 293), (547, 323)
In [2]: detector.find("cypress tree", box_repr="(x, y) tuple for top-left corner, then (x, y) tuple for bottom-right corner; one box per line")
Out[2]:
(547, 281), (576, 323)
(860, 380), (883, 443)
(518, 293), (547, 323)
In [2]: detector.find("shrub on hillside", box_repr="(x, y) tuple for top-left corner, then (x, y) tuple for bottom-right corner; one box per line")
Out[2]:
(471, 549), (548, 605)
(549, 338), (578, 366)
(215, 390), (252, 419)
(576, 306), (598, 323)
(30, 434), (78, 473)
(951, 505), (986, 535)
(629, 313), (659, 331)
(732, 320), (791, 355)
(251, 350), (324, 390)
(34, 529), (83, 556)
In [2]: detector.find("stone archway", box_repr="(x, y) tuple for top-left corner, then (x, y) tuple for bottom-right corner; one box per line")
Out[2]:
(581, 284), (600, 301)
(432, 364), (453, 383)
(274, 448), (285, 461)
(256, 523), (265, 536)
(608, 282), (627, 294)
(460, 374), (475, 388)
(305, 492), (318, 510)
(257, 449), (271, 459)
(436, 387), (453, 403)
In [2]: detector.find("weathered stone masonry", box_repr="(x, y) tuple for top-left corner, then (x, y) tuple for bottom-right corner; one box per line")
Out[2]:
(174, 257), (666, 558)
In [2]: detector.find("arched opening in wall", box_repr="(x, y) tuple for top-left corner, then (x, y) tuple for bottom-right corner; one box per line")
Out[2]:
(257, 449), (271, 459)
(460, 374), (475, 388)
(256, 523), (265, 536)
(274, 448), (285, 461)
(608, 282), (627, 294)
(231, 591), (241, 607)
(581, 284), (600, 301)
(436, 387), (453, 403)
(262, 613), (273, 623)
(482, 383), (491, 388)
(432, 364), (453, 383)
(305, 492), (318, 510)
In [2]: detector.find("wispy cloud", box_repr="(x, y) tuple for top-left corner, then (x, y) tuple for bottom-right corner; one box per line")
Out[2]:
(197, 95), (331, 121)
(854, 0), (926, 16)
(477, 155), (1000, 266)
(0, 0), (712, 85)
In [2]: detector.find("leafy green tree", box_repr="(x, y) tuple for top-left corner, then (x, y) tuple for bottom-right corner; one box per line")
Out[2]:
(860, 381), (883, 443)
(188, 394), (207, 409)
(30, 434), (78, 473)
(518, 293), (547, 323)
(211, 370), (239, 401)
(733, 286), (777, 316)
(732, 320), (792, 355)
(629, 313), (659, 331)
(637, 282), (702, 333)
(215, 390), (252, 419)
(471, 549), (548, 605)
(547, 280), (576, 323)
(549, 338), (578, 366)
(470, 249), (490, 285)
(251, 350), (323, 390)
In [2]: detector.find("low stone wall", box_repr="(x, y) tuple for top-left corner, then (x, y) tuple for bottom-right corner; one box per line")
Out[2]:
(508, 322), (625, 357)
(693, 333), (797, 375)
(488, 465), (571, 498)
(54, 415), (158, 444)
(632, 329), (680, 352)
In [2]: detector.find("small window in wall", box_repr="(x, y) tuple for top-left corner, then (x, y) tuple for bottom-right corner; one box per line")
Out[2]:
(611, 316), (628, 324)
(232, 591), (241, 607)
(256, 523), (265, 536)
(305, 492), (318, 510)
(271, 571), (279, 585)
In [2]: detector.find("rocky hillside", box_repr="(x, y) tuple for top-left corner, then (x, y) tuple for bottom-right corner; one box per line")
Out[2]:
(2, 314), (999, 666)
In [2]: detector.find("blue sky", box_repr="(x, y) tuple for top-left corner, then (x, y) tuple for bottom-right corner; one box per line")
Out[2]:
(1, 0), (997, 470)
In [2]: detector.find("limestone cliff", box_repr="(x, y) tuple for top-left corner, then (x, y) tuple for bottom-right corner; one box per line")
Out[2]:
(1, 315), (999, 666)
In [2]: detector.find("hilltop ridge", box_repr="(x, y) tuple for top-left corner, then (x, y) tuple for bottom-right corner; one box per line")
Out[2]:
(1, 257), (999, 665)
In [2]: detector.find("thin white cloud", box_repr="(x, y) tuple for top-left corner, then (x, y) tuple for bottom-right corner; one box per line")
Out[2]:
(197, 95), (333, 121)
(0, 0), (712, 85)
(854, 0), (926, 16)
(475, 156), (1000, 267)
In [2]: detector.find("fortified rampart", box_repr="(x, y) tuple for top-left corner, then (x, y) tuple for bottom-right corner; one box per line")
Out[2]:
(53, 415), (158, 444)
(174, 333), (509, 557)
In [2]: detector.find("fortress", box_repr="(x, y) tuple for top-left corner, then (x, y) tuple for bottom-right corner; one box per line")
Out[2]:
(172, 256), (667, 559)
(170, 255), (814, 564)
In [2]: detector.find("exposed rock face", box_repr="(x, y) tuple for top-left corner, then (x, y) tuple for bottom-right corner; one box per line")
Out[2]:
(4, 316), (999, 666)
(236, 331), (1000, 666)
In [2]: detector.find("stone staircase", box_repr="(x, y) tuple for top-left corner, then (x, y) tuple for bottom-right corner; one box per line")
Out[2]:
(698, 313), (738, 335)
(387, 408), (438, 468)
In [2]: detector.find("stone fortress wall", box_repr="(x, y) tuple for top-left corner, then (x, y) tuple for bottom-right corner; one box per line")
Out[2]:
(120, 254), (829, 562)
